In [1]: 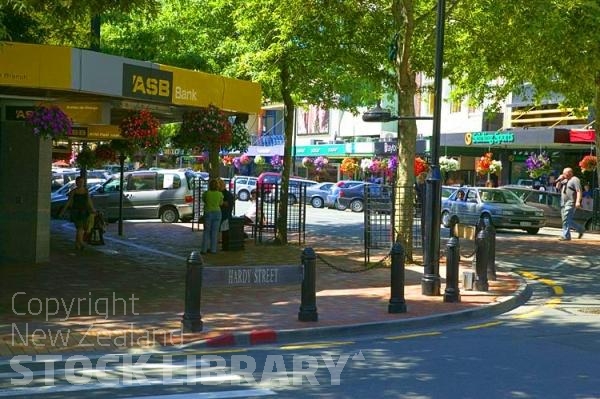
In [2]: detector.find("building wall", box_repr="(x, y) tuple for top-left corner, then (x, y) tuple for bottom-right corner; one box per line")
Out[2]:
(0, 118), (51, 263)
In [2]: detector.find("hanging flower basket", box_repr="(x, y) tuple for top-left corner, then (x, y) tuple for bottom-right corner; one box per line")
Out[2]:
(222, 154), (234, 166)
(314, 156), (329, 171)
(176, 105), (232, 151)
(94, 144), (117, 164)
(240, 154), (251, 165)
(254, 155), (265, 166)
(414, 157), (429, 176)
(340, 157), (358, 175)
(302, 157), (314, 168)
(26, 105), (73, 139)
(270, 154), (283, 169)
(231, 122), (250, 153)
(579, 155), (597, 172)
(525, 152), (552, 178)
(119, 108), (161, 150)
(439, 156), (459, 173)
(388, 156), (398, 175)
(75, 147), (97, 169)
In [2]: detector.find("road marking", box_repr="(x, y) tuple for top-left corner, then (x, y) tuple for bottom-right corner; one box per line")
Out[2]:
(512, 309), (544, 319)
(520, 271), (539, 280)
(545, 297), (562, 308)
(280, 341), (354, 350)
(462, 321), (503, 330)
(127, 390), (277, 398)
(385, 331), (442, 340)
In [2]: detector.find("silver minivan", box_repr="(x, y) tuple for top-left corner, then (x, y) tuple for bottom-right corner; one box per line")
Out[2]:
(92, 169), (195, 223)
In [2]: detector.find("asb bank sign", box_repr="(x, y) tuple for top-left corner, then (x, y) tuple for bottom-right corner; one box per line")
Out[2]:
(122, 64), (173, 103)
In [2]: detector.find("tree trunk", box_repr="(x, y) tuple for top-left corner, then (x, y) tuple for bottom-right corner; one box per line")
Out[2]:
(392, 0), (418, 261)
(275, 62), (293, 245)
(208, 145), (220, 179)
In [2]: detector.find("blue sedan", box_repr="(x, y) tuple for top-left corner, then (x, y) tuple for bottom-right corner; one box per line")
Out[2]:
(441, 187), (545, 234)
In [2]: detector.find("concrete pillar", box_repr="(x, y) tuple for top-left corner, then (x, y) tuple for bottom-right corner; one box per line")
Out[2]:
(0, 117), (52, 264)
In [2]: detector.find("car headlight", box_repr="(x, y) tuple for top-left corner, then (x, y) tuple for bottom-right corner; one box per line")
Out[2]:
(501, 210), (515, 215)
(535, 210), (544, 217)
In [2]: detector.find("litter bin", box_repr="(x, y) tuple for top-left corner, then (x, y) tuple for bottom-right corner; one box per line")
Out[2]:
(223, 216), (245, 251)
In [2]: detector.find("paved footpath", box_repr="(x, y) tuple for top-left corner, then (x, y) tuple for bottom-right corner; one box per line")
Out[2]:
(0, 218), (540, 357)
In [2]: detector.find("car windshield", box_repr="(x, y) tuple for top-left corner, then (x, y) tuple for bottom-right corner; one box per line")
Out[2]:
(479, 189), (522, 204)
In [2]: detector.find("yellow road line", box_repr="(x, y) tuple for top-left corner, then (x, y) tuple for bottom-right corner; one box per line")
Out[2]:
(385, 331), (442, 340)
(512, 309), (544, 319)
(552, 286), (564, 295)
(462, 321), (503, 330)
(520, 271), (540, 280)
(280, 341), (354, 350)
(545, 297), (562, 308)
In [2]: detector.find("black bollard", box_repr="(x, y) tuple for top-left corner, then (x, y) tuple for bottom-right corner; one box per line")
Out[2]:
(182, 251), (204, 332)
(444, 234), (461, 303)
(298, 247), (318, 321)
(474, 219), (489, 291)
(485, 220), (497, 281)
(388, 242), (407, 313)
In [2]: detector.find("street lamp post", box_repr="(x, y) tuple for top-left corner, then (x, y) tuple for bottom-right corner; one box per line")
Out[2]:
(363, 0), (446, 296)
(421, 0), (446, 296)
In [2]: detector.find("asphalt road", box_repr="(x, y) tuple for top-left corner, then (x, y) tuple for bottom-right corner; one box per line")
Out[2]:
(2, 205), (598, 398)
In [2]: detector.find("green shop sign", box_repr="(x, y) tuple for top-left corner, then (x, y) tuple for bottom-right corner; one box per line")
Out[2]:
(295, 144), (347, 156)
(465, 131), (514, 146)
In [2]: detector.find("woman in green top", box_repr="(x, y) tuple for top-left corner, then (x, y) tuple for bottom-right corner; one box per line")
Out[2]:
(201, 178), (224, 254)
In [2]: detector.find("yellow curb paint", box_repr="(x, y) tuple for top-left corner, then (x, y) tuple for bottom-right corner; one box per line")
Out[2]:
(545, 298), (562, 308)
(538, 278), (556, 286)
(280, 341), (354, 350)
(463, 321), (503, 330)
(520, 271), (539, 279)
(512, 310), (544, 319)
(385, 331), (442, 340)
(552, 286), (564, 295)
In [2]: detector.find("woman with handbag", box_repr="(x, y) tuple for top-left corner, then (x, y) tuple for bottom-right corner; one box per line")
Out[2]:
(60, 176), (96, 250)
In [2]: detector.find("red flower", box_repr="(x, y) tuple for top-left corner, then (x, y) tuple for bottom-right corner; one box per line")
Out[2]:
(579, 155), (597, 173)
(119, 109), (161, 150)
(414, 157), (429, 176)
(476, 152), (493, 175)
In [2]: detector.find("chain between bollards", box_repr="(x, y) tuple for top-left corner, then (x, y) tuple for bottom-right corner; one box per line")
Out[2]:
(182, 251), (204, 332)
(299, 247), (318, 321)
(388, 242), (407, 313)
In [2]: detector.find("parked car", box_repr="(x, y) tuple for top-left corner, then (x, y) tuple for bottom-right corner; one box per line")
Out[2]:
(336, 183), (391, 213)
(503, 185), (594, 230)
(306, 182), (335, 208)
(271, 177), (318, 205)
(256, 171), (281, 192)
(229, 176), (257, 201)
(50, 181), (104, 217)
(87, 169), (196, 223)
(325, 180), (365, 209)
(441, 187), (545, 234)
(442, 185), (459, 200)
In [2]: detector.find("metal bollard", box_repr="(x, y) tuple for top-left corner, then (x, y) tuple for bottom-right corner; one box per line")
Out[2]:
(474, 219), (489, 291)
(444, 234), (461, 303)
(298, 247), (318, 321)
(485, 221), (497, 281)
(388, 242), (407, 313)
(181, 251), (204, 332)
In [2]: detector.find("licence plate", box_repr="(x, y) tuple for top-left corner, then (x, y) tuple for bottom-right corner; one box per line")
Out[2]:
(520, 221), (532, 226)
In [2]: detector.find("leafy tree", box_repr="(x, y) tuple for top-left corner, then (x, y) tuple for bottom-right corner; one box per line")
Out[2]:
(446, 0), (600, 184)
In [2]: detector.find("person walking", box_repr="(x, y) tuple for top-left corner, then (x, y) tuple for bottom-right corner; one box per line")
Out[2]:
(219, 179), (234, 250)
(555, 167), (585, 241)
(201, 178), (224, 254)
(60, 176), (96, 250)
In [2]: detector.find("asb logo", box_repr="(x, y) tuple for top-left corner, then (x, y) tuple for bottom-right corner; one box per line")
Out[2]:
(122, 64), (173, 103)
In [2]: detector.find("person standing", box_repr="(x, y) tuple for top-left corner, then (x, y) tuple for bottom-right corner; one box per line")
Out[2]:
(201, 178), (224, 254)
(555, 167), (584, 241)
(60, 176), (96, 250)
(219, 179), (234, 249)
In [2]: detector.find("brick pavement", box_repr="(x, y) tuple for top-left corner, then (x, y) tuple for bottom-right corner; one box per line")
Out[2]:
(0, 218), (530, 357)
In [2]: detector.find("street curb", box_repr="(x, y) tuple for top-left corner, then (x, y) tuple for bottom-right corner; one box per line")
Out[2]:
(177, 271), (531, 350)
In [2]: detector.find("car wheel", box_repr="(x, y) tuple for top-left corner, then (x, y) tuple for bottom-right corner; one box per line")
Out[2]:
(311, 197), (324, 208)
(335, 200), (347, 211)
(441, 210), (451, 227)
(349, 199), (364, 212)
(525, 228), (539, 235)
(160, 206), (179, 223)
(238, 190), (249, 201)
